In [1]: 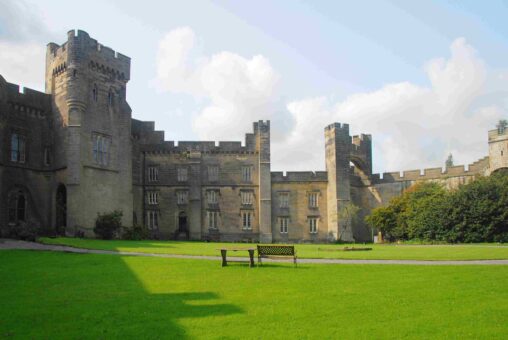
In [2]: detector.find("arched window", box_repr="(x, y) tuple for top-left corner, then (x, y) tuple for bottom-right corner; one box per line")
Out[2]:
(92, 84), (98, 102)
(7, 189), (26, 224)
(108, 88), (114, 106)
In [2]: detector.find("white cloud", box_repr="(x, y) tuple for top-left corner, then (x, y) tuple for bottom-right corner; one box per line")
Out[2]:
(156, 27), (290, 142)
(282, 38), (506, 173)
(0, 0), (54, 91)
(0, 41), (46, 91)
(156, 31), (506, 173)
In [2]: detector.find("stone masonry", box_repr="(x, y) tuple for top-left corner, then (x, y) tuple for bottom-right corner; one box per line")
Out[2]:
(1, 30), (506, 242)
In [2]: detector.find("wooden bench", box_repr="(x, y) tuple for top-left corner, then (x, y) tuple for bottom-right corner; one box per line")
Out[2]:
(257, 245), (297, 266)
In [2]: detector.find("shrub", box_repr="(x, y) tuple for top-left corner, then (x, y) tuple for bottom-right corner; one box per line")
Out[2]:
(122, 223), (150, 240)
(94, 210), (123, 240)
(6, 220), (39, 241)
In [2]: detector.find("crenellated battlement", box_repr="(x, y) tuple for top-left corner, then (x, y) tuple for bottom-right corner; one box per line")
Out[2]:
(0, 78), (51, 119)
(47, 29), (131, 81)
(370, 157), (489, 184)
(133, 118), (263, 154)
(325, 122), (349, 130)
(271, 171), (328, 182)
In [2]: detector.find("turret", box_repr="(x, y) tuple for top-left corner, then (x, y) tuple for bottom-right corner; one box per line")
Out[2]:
(324, 123), (353, 242)
(44, 30), (133, 235)
(488, 123), (508, 174)
(255, 120), (272, 243)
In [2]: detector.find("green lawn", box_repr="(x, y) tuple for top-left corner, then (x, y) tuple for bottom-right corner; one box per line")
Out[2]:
(39, 237), (508, 261)
(0, 250), (507, 339)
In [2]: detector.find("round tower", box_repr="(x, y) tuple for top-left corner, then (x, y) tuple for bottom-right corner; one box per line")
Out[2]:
(488, 123), (508, 174)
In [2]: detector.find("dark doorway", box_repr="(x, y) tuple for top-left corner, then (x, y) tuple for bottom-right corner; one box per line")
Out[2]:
(178, 212), (188, 233)
(176, 211), (189, 240)
(56, 184), (67, 235)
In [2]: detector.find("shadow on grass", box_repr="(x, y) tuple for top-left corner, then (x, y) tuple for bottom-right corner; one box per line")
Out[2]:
(0, 250), (243, 339)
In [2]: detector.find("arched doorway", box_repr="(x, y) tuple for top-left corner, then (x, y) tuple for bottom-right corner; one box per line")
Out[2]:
(56, 184), (67, 235)
(178, 212), (188, 233)
(175, 211), (189, 240)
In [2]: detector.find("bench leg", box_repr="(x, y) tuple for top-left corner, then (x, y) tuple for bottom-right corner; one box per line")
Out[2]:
(248, 249), (255, 268)
(221, 249), (227, 267)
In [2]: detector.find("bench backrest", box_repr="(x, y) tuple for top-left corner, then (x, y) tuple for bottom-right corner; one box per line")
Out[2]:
(257, 245), (295, 256)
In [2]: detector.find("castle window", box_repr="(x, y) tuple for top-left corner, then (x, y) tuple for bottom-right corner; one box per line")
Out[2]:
(279, 192), (289, 208)
(92, 84), (98, 102)
(279, 217), (289, 234)
(148, 167), (159, 182)
(44, 147), (51, 166)
(147, 191), (159, 205)
(208, 165), (219, 182)
(241, 211), (253, 230)
(10, 133), (26, 163)
(309, 217), (318, 234)
(242, 166), (252, 182)
(8, 190), (26, 224)
(207, 211), (220, 229)
(207, 190), (219, 205)
(108, 88), (114, 106)
(241, 190), (254, 205)
(177, 167), (188, 182)
(92, 134), (110, 166)
(176, 191), (188, 205)
(308, 192), (319, 208)
(146, 210), (158, 230)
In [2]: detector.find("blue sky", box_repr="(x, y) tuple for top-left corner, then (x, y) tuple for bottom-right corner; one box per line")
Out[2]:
(1, 0), (507, 173)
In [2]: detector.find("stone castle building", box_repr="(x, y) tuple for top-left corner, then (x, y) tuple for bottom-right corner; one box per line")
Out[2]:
(1, 30), (507, 242)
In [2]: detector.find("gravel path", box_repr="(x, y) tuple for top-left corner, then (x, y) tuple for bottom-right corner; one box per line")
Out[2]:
(1, 239), (508, 265)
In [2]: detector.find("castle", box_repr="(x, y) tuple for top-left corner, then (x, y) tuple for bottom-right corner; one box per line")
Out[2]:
(1, 30), (507, 242)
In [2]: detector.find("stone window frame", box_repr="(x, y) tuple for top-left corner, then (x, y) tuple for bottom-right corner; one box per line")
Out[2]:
(10, 133), (26, 164)
(308, 191), (320, 209)
(43, 147), (51, 166)
(146, 191), (159, 205)
(148, 166), (159, 182)
(206, 189), (219, 205)
(279, 216), (289, 234)
(241, 165), (253, 183)
(241, 210), (254, 230)
(176, 190), (189, 205)
(146, 210), (158, 230)
(92, 83), (98, 102)
(207, 210), (220, 230)
(278, 191), (290, 208)
(207, 165), (219, 182)
(240, 189), (254, 206)
(308, 216), (319, 234)
(177, 166), (189, 182)
(92, 132), (111, 166)
(7, 188), (27, 225)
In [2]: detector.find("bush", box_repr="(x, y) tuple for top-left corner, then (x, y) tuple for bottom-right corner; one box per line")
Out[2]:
(365, 173), (508, 243)
(94, 210), (123, 240)
(6, 220), (39, 241)
(122, 223), (150, 240)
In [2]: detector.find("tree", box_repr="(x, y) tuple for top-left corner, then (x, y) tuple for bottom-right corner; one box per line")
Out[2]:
(445, 153), (454, 168)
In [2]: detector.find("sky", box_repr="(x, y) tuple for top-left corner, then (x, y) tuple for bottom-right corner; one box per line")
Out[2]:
(0, 0), (507, 174)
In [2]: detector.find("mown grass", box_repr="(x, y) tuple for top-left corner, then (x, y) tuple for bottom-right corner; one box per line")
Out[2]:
(39, 237), (508, 260)
(0, 250), (507, 339)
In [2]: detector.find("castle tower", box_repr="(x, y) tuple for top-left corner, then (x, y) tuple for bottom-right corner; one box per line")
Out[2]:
(255, 120), (273, 243)
(45, 30), (133, 235)
(488, 124), (508, 174)
(325, 123), (353, 242)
